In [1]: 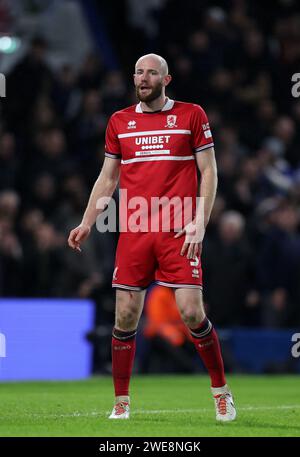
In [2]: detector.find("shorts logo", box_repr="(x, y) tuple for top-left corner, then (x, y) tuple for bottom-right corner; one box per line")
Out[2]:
(113, 267), (118, 281)
(190, 257), (199, 267)
(165, 115), (177, 128)
(192, 268), (199, 278)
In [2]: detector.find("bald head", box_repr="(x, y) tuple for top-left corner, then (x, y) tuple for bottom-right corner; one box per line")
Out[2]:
(134, 53), (171, 105)
(135, 53), (169, 76)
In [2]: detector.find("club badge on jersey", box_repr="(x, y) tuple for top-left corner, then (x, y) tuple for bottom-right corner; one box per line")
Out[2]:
(165, 115), (177, 128)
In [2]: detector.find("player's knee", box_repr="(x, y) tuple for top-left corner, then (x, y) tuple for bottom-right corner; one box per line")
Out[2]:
(180, 306), (205, 327)
(116, 306), (140, 329)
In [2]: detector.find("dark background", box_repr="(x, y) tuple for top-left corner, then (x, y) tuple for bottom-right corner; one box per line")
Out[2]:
(0, 1), (300, 373)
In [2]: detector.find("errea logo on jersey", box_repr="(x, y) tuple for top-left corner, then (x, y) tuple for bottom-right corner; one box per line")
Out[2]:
(127, 120), (136, 129)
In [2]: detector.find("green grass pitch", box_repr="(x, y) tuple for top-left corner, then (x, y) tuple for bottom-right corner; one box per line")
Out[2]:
(0, 375), (299, 437)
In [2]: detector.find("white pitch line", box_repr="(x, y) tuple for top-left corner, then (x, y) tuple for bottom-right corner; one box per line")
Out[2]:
(1, 405), (300, 420)
(133, 405), (300, 414)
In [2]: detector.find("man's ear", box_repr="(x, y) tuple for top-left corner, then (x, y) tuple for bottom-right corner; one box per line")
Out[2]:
(164, 74), (172, 87)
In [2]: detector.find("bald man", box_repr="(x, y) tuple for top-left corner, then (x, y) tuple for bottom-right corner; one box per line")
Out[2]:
(68, 53), (236, 422)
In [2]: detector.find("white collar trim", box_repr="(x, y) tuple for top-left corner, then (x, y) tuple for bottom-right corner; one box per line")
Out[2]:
(135, 98), (174, 113)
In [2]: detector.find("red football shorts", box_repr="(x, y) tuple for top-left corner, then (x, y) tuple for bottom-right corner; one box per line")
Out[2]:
(112, 231), (203, 290)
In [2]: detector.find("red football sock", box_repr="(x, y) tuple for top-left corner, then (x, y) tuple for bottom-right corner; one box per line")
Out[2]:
(189, 318), (226, 388)
(111, 328), (137, 397)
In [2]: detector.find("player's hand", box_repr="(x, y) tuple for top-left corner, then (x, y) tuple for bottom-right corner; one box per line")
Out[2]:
(67, 224), (91, 252)
(174, 221), (203, 259)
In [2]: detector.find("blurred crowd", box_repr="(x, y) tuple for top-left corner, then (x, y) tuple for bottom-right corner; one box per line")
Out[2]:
(1, 0), (300, 329)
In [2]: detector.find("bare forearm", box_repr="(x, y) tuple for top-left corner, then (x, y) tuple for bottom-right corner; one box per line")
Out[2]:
(68, 157), (120, 251)
(198, 164), (218, 229)
(81, 175), (118, 227)
(176, 162), (217, 259)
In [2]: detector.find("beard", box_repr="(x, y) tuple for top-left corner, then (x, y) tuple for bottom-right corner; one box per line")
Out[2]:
(136, 81), (163, 102)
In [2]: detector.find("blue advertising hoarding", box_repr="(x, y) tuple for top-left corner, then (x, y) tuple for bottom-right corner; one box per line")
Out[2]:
(0, 299), (94, 381)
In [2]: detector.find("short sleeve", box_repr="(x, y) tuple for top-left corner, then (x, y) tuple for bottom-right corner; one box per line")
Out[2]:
(191, 105), (214, 153)
(105, 115), (121, 159)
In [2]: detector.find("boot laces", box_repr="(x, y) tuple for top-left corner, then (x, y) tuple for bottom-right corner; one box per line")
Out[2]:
(114, 402), (129, 415)
(216, 394), (229, 415)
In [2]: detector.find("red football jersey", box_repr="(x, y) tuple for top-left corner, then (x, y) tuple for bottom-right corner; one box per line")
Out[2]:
(105, 98), (214, 232)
